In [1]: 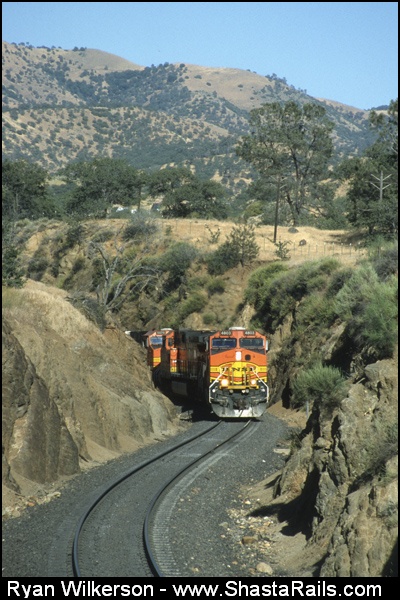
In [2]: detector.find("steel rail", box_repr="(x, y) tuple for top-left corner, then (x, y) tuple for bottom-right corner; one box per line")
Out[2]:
(143, 419), (253, 577)
(72, 420), (222, 577)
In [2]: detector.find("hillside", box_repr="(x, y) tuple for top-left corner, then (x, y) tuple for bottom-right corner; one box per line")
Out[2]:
(2, 216), (398, 576)
(14, 216), (367, 334)
(2, 279), (184, 516)
(2, 41), (377, 189)
(2, 39), (397, 576)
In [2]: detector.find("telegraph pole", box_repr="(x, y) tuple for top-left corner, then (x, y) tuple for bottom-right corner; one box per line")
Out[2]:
(370, 171), (392, 202)
(272, 175), (285, 243)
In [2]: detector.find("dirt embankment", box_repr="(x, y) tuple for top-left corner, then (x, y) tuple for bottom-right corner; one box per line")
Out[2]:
(2, 280), (184, 517)
(232, 315), (398, 578)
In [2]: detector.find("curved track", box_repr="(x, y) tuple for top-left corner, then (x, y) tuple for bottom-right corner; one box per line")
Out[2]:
(72, 419), (256, 577)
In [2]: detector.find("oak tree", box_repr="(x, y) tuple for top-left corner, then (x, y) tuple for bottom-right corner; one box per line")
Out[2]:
(61, 157), (146, 218)
(2, 159), (53, 220)
(236, 101), (335, 226)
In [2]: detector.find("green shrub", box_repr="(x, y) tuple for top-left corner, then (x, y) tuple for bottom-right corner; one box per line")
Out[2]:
(204, 224), (221, 244)
(90, 257), (104, 291)
(267, 260), (337, 326)
(335, 264), (398, 358)
(334, 264), (378, 320)
(355, 418), (398, 484)
(2, 245), (24, 288)
(206, 241), (239, 275)
(123, 213), (159, 240)
(187, 275), (209, 290)
(92, 228), (114, 243)
(228, 224), (260, 266)
(296, 294), (336, 331)
(244, 263), (288, 308)
(202, 312), (216, 325)
(207, 277), (226, 296)
(50, 260), (60, 278)
(160, 242), (198, 290)
(294, 259), (340, 293)
(372, 244), (398, 281)
(361, 279), (398, 357)
(268, 266), (318, 323)
(325, 267), (354, 298)
(27, 255), (49, 280)
(292, 362), (348, 416)
(178, 292), (207, 320)
(163, 292), (179, 313)
(71, 256), (85, 274)
(273, 240), (291, 260)
(65, 224), (85, 249)
(365, 235), (393, 260)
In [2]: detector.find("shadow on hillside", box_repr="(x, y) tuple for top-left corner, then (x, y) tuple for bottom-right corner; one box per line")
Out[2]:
(249, 467), (320, 541)
(382, 539), (398, 577)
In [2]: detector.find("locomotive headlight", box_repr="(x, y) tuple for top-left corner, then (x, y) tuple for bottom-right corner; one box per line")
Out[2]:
(250, 378), (257, 386)
(220, 378), (229, 387)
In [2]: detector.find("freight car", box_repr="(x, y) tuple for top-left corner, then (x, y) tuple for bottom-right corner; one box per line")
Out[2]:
(149, 327), (269, 418)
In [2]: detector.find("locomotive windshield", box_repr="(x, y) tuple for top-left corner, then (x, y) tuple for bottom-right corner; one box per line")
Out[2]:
(150, 336), (163, 347)
(239, 338), (264, 349)
(211, 338), (237, 353)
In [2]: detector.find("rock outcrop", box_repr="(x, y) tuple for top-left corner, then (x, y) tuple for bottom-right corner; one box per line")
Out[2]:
(2, 320), (79, 488)
(270, 320), (398, 577)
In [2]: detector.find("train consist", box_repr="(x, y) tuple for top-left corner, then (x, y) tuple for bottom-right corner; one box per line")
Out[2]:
(143, 327), (269, 418)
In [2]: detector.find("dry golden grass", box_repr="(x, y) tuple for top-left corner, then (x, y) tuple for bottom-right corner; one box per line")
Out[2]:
(158, 218), (367, 266)
(2, 281), (97, 339)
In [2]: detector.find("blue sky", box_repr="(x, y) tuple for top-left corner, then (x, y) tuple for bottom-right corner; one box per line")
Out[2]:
(2, 2), (398, 110)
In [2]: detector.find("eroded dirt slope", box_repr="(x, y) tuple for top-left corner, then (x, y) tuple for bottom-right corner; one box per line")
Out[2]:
(2, 280), (184, 516)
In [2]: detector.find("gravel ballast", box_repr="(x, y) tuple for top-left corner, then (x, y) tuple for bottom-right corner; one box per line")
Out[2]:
(2, 414), (290, 579)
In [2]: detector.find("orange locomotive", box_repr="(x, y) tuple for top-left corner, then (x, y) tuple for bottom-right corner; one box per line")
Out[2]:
(208, 327), (269, 418)
(152, 327), (269, 418)
(143, 328), (173, 369)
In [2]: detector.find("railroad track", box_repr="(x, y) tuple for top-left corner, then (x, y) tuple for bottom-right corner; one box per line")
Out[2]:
(72, 419), (258, 577)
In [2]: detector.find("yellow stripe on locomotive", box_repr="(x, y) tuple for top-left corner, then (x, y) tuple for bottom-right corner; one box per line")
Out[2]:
(210, 361), (267, 388)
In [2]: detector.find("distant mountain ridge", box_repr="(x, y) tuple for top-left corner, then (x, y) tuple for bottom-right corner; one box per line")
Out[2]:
(2, 41), (377, 187)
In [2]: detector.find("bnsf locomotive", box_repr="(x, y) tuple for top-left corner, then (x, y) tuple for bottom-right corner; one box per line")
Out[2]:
(143, 327), (269, 418)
